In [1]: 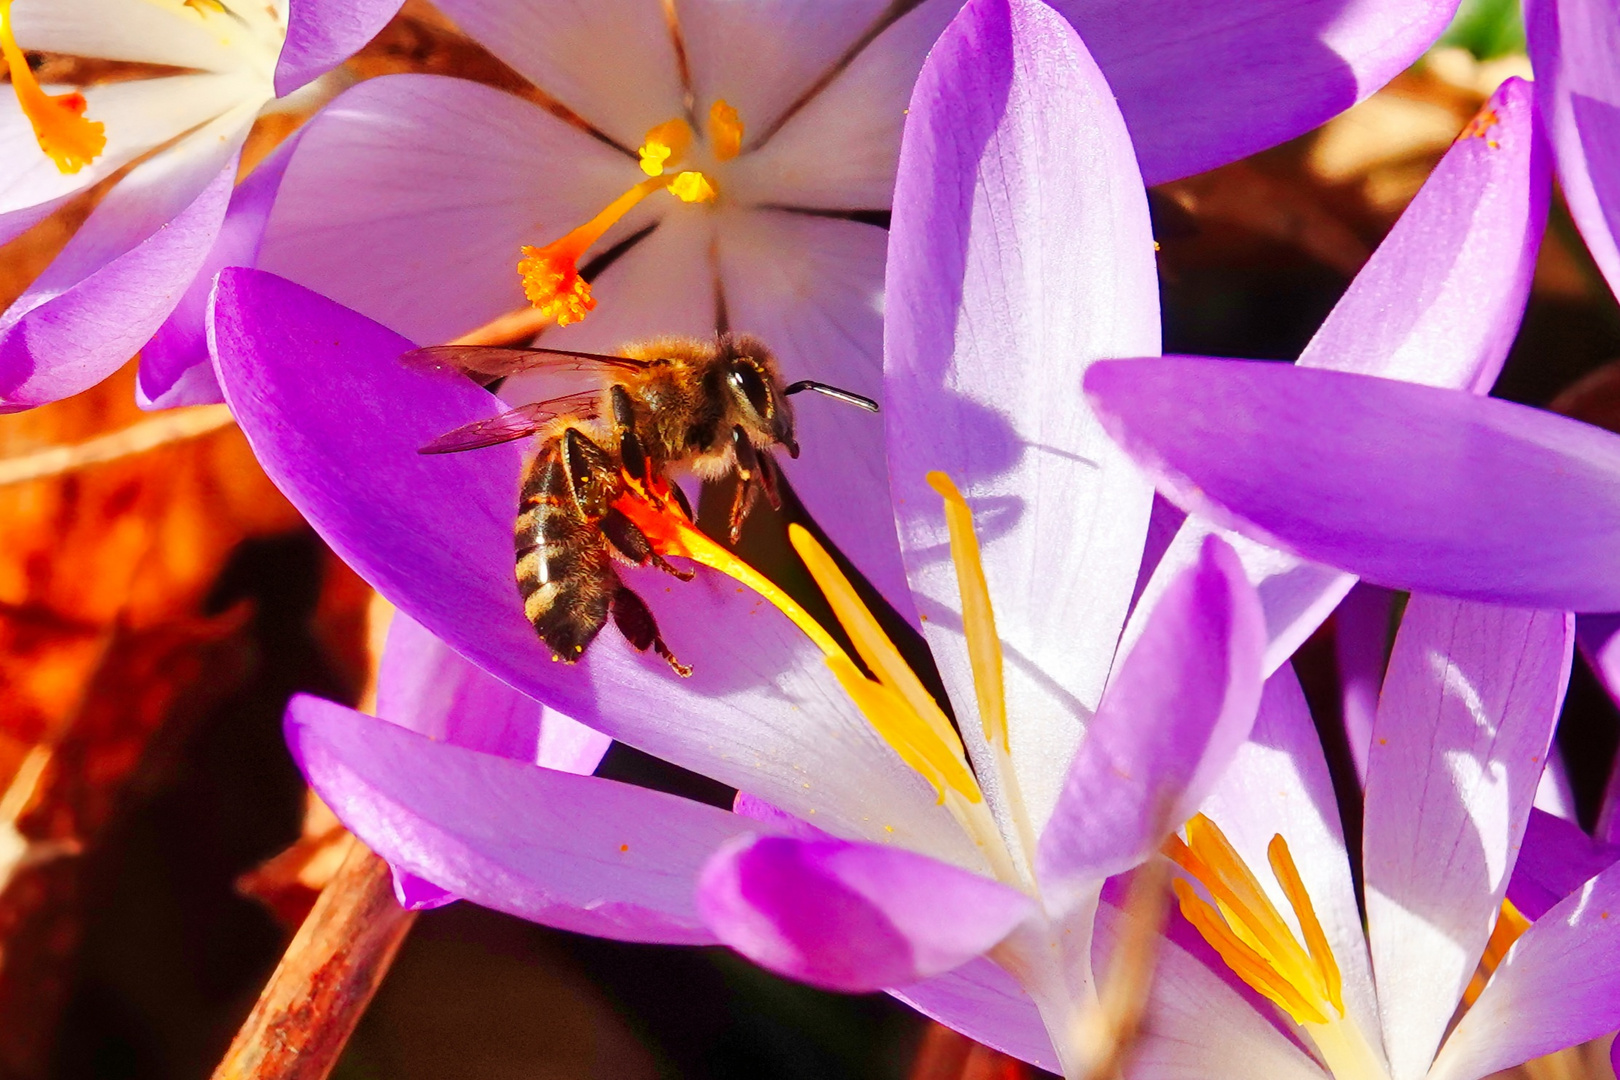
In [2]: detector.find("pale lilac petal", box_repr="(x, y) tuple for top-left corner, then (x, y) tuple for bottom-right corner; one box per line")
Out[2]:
(287, 695), (765, 944)
(392, 869), (456, 911)
(9, 0), (268, 72)
(713, 208), (909, 608)
(1048, 0), (1458, 184)
(1508, 809), (1620, 921)
(209, 269), (980, 870)
(1533, 750), (1576, 822)
(892, 959), (1056, 1072)
(885, 0), (1157, 831)
(430, 0), (682, 150)
(697, 834), (1032, 992)
(1038, 537), (1264, 896)
(258, 75), (647, 347)
(0, 113), (248, 409)
(1119, 77), (1549, 672)
(1084, 358), (1620, 612)
(1364, 598), (1572, 1080)
(1200, 667), (1383, 1056)
(141, 130), (305, 409)
(1429, 862), (1620, 1080)
(1526, 0), (1620, 301)
(726, 0), (958, 211)
(378, 611), (610, 773)
(0, 71), (256, 247)
(1336, 584), (1396, 784)
(275, 0), (403, 96)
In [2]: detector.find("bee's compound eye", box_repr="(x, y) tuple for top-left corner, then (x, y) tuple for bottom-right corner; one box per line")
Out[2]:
(728, 361), (772, 420)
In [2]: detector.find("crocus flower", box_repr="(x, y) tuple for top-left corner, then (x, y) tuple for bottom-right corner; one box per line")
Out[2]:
(0, 0), (401, 412)
(240, 0), (1459, 606)
(1116, 73), (1549, 678)
(1130, 594), (1612, 1080)
(200, 0), (1251, 1067)
(1524, 0), (1620, 301)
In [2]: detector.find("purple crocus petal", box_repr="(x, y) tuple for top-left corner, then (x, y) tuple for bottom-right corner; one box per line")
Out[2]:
(1363, 597), (1572, 1080)
(1037, 536), (1264, 896)
(697, 834), (1032, 992)
(1118, 78), (1549, 672)
(274, 0), (403, 97)
(1428, 861), (1620, 1080)
(258, 75), (645, 348)
(1534, 750), (1577, 823)
(1526, 0), (1620, 300)
(288, 695), (771, 944)
(1336, 584), (1396, 785)
(1199, 666), (1383, 1057)
(885, 0), (1157, 830)
(1508, 808), (1620, 921)
(391, 869), (456, 912)
(1048, 0), (1457, 184)
(716, 208), (909, 609)
(893, 958), (1056, 1072)
(0, 114), (246, 410)
(431, 0), (682, 151)
(1084, 358), (1620, 612)
(209, 269), (978, 868)
(377, 611), (611, 773)
(140, 130), (306, 410)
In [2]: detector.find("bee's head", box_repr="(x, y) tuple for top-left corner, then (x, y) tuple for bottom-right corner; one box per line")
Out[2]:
(721, 335), (800, 458)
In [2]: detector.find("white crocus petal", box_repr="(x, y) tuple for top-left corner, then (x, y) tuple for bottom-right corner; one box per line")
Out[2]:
(1364, 599), (1570, 1080)
(726, 0), (958, 211)
(257, 76), (644, 346)
(433, 0), (683, 152)
(713, 207), (912, 609)
(0, 72), (263, 229)
(12, 0), (280, 76)
(1200, 669), (1386, 1067)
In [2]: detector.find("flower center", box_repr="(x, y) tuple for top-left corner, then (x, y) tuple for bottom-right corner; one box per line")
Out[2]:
(611, 470), (1033, 885)
(517, 100), (741, 328)
(0, 0), (106, 174)
(1168, 814), (1387, 1080)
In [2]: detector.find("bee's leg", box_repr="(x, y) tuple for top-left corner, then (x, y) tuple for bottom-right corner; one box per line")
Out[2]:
(613, 585), (691, 677)
(728, 426), (764, 543)
(756, 449), (782, 511)
(601, 506), (695, 581)
(613, 385), (650, 484)
(666, 480), (694, 521)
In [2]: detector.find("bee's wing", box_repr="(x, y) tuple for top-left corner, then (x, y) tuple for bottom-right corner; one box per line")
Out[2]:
(403, 344), (653, 380)
(417, 392), (603, 454)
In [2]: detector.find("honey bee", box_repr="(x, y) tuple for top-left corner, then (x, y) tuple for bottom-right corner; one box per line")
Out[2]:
(407, 333), (878, 674)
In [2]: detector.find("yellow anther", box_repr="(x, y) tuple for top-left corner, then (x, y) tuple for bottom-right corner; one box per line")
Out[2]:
(708, 99), (743, 161)
(639, 117), (693, 176)
(668, 170), (716, 203)
(0, 0), (105, 174)
(1464, 899), (1531, 1006)
(790, 524), (980, 805)
(1165, 814), (1344, 1028)
(183, 0), (228, 12)
(927, 472), (1007, 749)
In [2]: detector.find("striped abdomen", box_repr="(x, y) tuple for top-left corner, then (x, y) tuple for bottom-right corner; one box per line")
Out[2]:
(514, 441), (618, 662)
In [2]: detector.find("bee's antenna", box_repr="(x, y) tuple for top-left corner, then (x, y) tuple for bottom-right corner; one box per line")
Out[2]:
(783, 381), (880, 412)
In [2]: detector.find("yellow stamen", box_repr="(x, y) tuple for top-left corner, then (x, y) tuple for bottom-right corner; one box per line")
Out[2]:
(1165, 815), (1343, 1027)
(668, 170), (716, 203)
(639, 117), (693, 176)
(708, 99), (743, 161)
(790, 523), (979, 804)
(927, 472), (1007, 748)
(1171, 877), (1329, 1025)
(1464, 899), (1531, 1007)
(0, 0), (105, 174)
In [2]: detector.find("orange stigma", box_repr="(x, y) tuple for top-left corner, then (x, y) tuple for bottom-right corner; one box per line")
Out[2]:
(0, 0), (105, 174)
(517, 116), (723, 328)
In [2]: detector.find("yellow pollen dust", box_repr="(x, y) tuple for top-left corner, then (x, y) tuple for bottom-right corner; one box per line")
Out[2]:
(708, 99), (743, 161)
(1165, 814), (1344, 1028)
(517, 116), (720, 326)
(0, 0), (106, 174)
